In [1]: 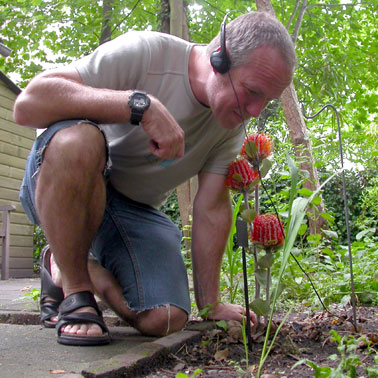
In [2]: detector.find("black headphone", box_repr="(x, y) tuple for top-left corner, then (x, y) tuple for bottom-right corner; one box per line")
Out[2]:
(210, 14), (231, 74)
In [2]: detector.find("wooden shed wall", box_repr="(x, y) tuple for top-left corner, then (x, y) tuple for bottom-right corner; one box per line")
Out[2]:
(0, 79), (36, 278)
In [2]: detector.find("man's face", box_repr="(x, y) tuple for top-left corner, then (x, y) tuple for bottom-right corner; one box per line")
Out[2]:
(206, 46), (293, 129)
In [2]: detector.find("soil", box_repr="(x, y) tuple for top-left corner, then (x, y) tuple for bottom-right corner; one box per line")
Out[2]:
(143, 306), (378, 378)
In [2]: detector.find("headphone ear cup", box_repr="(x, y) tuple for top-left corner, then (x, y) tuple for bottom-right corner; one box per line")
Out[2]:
(210, 18), (231, 74)
(210, 49), (231, 74)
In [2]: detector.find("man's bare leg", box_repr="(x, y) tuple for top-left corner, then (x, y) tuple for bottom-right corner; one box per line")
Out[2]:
(35, 123), (107, 337)
(87, 259), (188, 336)
(46, 254), (188, 336)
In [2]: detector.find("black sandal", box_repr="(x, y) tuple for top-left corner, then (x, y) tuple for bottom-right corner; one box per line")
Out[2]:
(56, 291), (110, 346)
(40, 245), (64, 328)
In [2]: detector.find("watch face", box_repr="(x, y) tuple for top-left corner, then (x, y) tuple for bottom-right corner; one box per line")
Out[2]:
(134, 95), (147, 108)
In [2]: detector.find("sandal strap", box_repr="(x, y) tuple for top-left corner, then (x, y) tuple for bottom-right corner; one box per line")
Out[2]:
(40, 301), (59, 322)
(56, 291), (108, 338)
(40, 246), (64, 303)
(58, 291), (101, 317)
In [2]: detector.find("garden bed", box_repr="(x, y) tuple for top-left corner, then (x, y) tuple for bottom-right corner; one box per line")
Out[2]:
(143, 306), (378, 377)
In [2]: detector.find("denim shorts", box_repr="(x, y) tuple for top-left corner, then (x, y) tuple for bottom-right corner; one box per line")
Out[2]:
(20, 120), (191, 315)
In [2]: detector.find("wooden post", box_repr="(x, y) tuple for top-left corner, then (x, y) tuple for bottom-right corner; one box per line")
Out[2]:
(0, 205), (16, 280)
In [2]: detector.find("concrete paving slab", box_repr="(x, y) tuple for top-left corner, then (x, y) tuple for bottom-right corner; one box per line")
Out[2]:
(0, 324), (157, 378)
(0, 278), (40, 312)
(0, 279), (211, 377)
(0, 323), (204, 378)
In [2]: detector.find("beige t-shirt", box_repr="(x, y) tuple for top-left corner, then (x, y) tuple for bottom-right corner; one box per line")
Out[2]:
(75, 31), (244, 208)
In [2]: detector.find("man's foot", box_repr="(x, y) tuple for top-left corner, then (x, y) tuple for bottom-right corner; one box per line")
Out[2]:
(56, 291), (110, 346)
(59, 305), (103, 336)
(47, 250), (105, 339)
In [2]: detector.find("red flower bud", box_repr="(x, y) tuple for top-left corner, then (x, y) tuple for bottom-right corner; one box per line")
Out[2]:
(251, 214), (284, 249)
(241, 134), (273, 166)
(225, 158), (259, 192)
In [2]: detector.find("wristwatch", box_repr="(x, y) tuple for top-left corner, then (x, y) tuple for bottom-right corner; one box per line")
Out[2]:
(128, 90), (151, 125)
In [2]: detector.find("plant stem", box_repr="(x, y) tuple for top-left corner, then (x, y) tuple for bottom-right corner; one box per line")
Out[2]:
(242, 190), (261, 302)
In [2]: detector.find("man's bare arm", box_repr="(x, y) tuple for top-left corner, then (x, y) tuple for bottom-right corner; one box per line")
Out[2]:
(192, 171), (257, 327)
(13, 67), (184, 159)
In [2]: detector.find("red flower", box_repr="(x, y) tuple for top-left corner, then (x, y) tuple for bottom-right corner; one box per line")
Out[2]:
(251, 214), (284, 249)
(241, 134), (273, 166)
(225, 158), (258, 191)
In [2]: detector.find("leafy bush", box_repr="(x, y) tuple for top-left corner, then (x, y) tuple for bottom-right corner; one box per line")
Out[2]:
(33, 226), (47, 272)
(320, 169), (377, 242)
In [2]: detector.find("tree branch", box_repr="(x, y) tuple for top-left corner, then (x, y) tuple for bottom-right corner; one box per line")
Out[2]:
(292, 0), (307, 44)
(286, 0), (301, 31)
(306, 2), (376, 11)
(111, 0), (142, 35)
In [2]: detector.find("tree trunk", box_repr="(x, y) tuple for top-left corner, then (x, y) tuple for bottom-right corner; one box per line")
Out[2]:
(256, 0), (327, 233)
(161, 0), (170, 34)
(163, 0), (196, 250)
(100, 0), (114, 45)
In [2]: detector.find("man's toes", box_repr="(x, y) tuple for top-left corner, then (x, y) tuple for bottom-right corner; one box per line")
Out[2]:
(61, 323), (102, 336)
(75, 324), (89, 335)
(86, 324), (102, 336)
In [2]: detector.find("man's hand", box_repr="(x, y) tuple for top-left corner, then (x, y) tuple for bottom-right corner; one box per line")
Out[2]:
(141, 96), (185, 160)
(205, 303), (258, 333)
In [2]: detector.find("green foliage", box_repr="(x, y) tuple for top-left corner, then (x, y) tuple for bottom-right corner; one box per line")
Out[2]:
(257, 155), (335, 377)
(279, 231), (378, 309)
(175, 369), (203, 378)
(359, 175), (378, 221)
(221, 194), (243, 304)
(321, 169), (377, 243)
(20, 288), (40, 311)
(1, 0), (163, 86)
(161, 190), (182, 228)
(33, 225), (47, 272)
(293, 330), (378, 377)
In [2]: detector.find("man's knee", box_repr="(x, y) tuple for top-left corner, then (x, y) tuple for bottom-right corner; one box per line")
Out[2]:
(43, 123), (106, 172)
(136, 305), (188, 337)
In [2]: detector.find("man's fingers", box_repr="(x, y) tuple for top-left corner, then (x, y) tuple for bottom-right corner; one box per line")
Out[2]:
(149, 138), (184, 159)
(142, 95), (185, 160)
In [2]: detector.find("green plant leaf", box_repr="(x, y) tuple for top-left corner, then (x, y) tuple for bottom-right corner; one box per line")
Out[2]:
(356, 228), (376, 240)
(257, 253), (274, 269)
(255, 268), (268, 286)
(259, 158), (272, 178)
(250, 298), (270, 316)
(244, 141), (257, 159)
(322, 229), (339, 240)
(320, 212), (335, 222)
(216, 320), (228, 331)
(175, 373), (188, 378)
(298, 223), (308, 236)
(311, 195), (322, 205)
(298, 188), (313, 197)
(240, 208), (257, 223)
